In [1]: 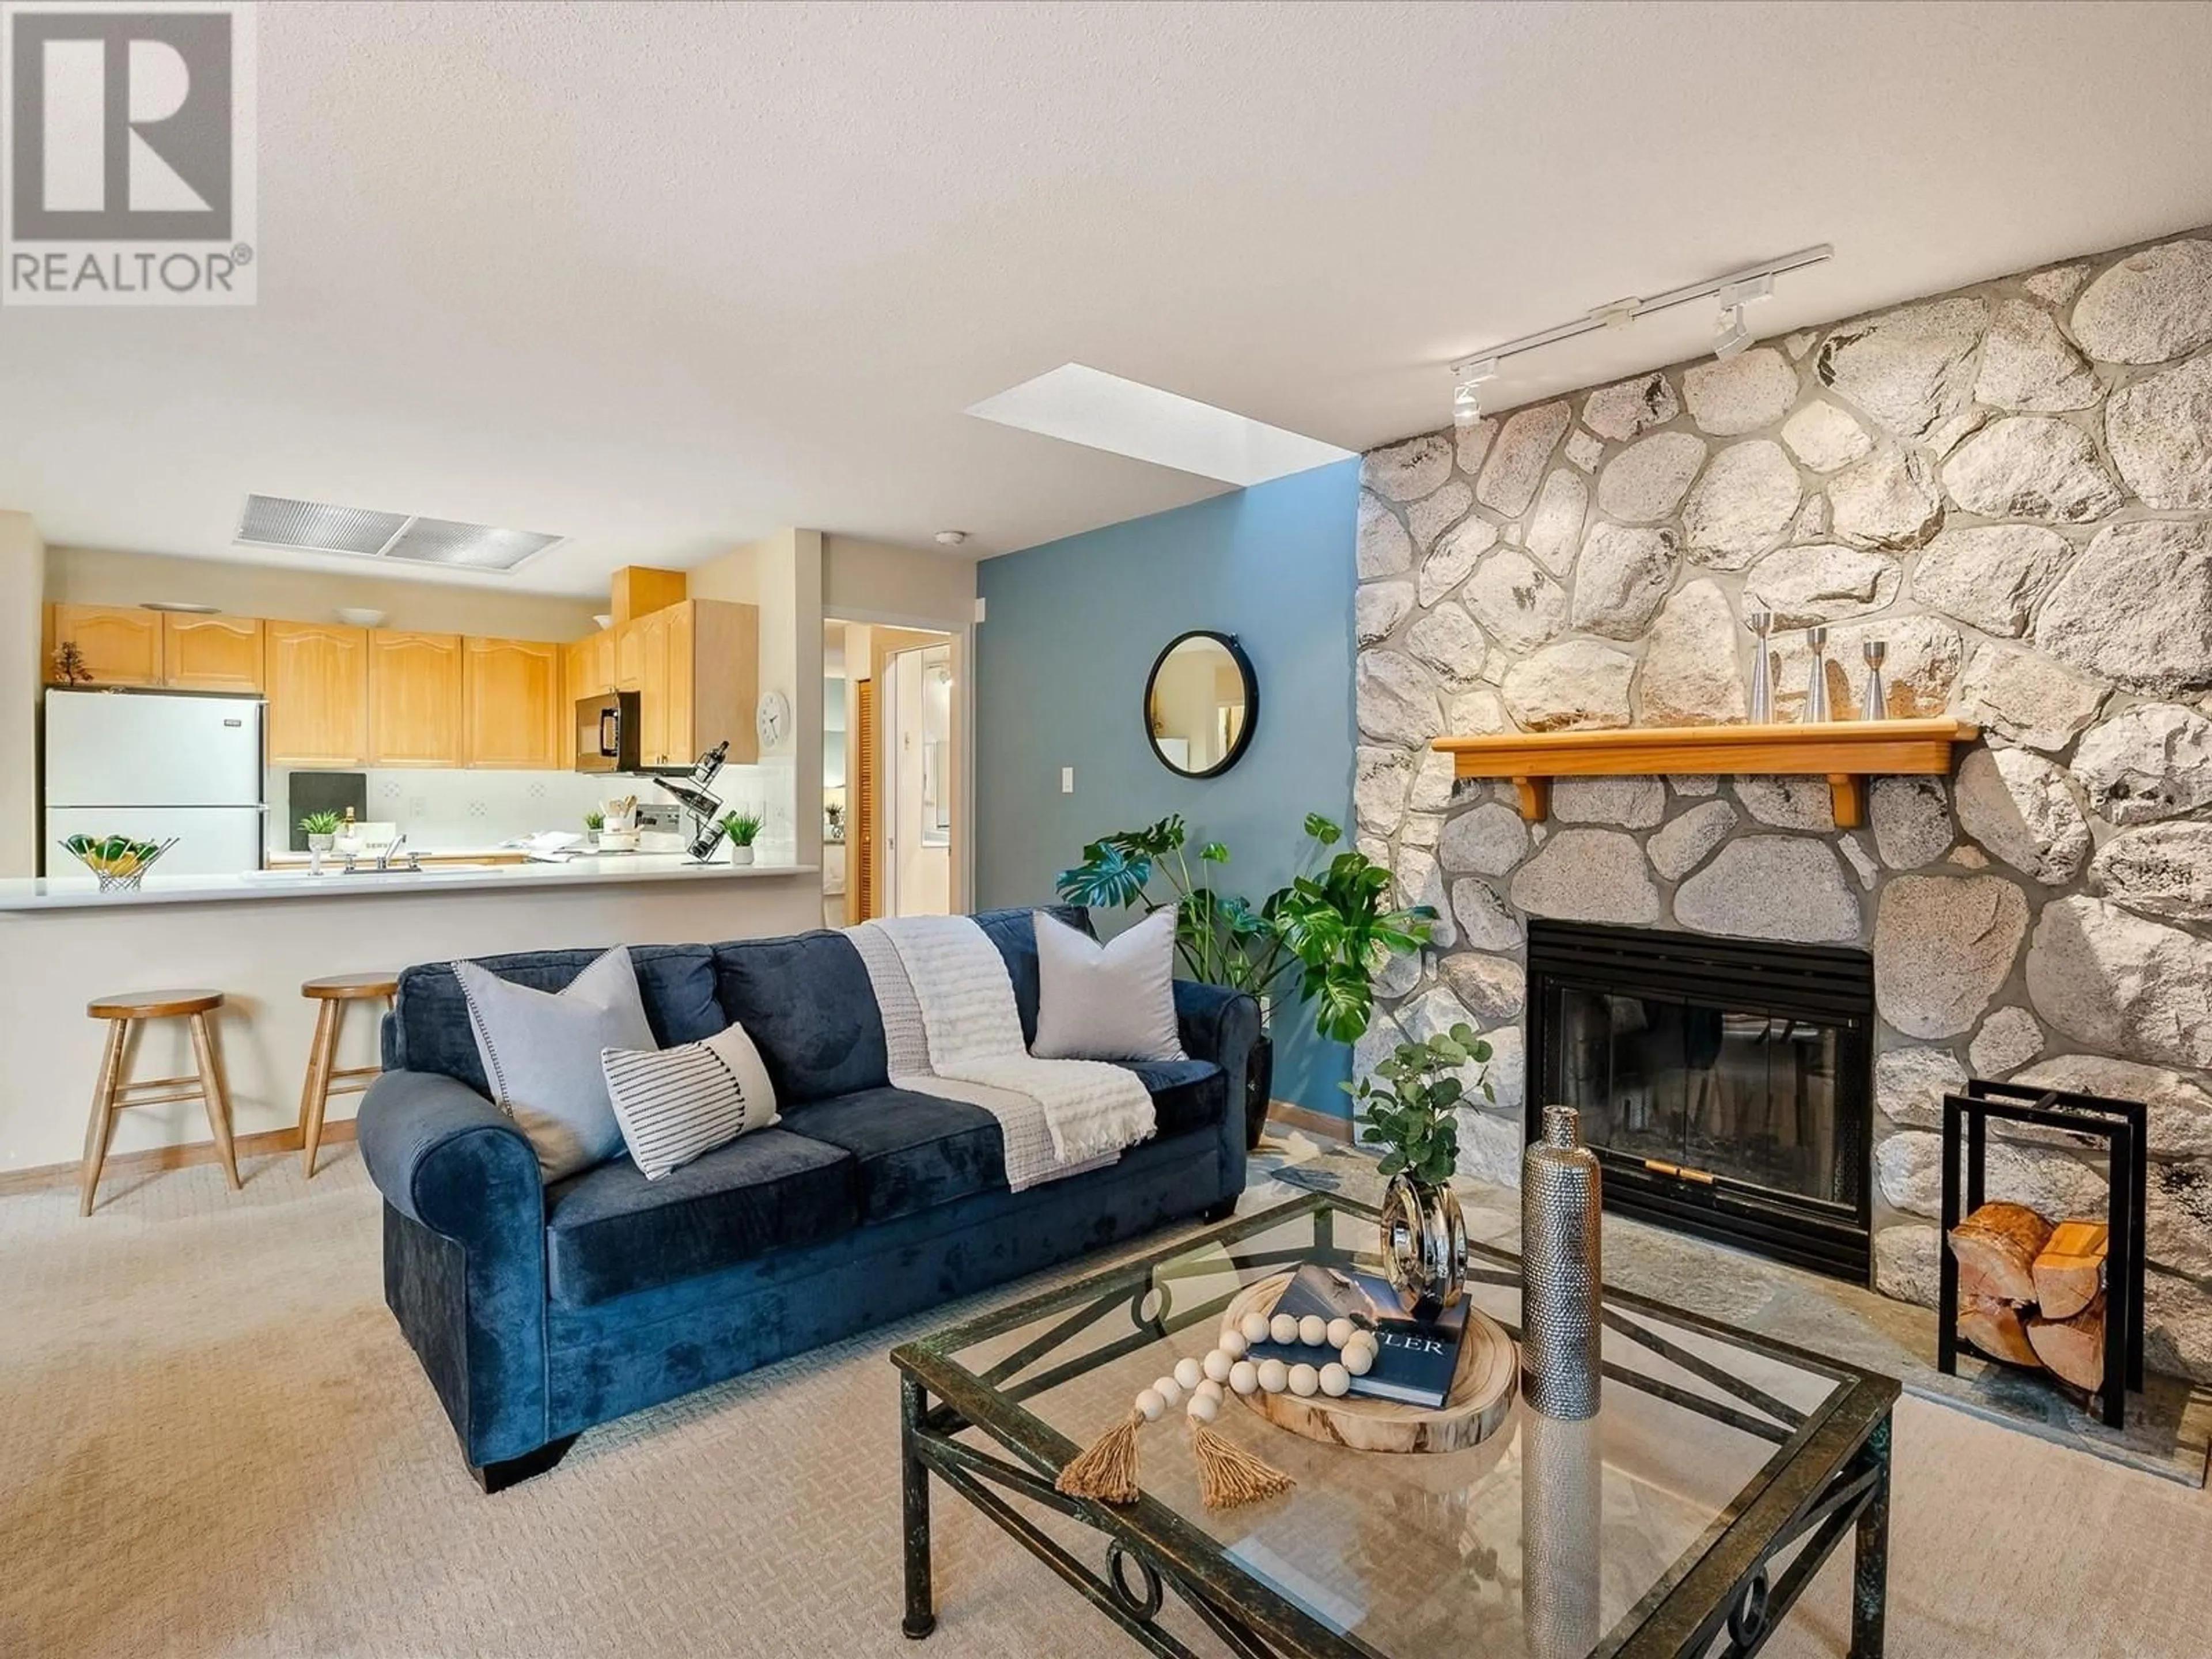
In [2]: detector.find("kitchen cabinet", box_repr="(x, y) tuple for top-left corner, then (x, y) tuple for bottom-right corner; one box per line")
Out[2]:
(46, 604), (164, 687)
(566, 629), (617, 700)
(635, 609), (672, 766)
(265, 622), (370, 767)
(367, 630), (464, 767)
(162, 613), (264, 692)
(664, 603), (696, 764)
(656, 599), (757, 766)
(463, 637), (565, 769)
(615, 622), (646, 694)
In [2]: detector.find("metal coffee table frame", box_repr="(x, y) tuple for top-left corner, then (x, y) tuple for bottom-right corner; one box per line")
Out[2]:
(891, 1194), (1899, 1658)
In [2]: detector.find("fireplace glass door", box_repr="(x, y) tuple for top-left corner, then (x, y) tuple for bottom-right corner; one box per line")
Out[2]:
(1528, 920), (1874, 1281)
(1556, 991), (1844, 1206)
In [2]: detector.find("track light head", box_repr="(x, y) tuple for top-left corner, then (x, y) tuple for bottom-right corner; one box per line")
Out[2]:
(1713, 303), (1753, 358)
(1712, 273), (1774, 358)
(1449, 357), (1499, 430)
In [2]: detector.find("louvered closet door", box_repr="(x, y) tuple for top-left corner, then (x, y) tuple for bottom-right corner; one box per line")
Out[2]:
(851, 677), (878, 925)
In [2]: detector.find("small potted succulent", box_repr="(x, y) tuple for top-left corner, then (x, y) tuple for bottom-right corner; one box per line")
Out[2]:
(583, 809), (605, 847)
(719, 809), (765, 865)
(1344, 1022), (1492, 1314)
(298, 810), (342, 872)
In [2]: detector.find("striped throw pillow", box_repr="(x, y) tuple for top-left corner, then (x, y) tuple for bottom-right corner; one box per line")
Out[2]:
(601, 1020), (779, 1180)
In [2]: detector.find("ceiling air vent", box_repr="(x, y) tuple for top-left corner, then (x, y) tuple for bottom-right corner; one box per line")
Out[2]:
(235, 495), (563, 573)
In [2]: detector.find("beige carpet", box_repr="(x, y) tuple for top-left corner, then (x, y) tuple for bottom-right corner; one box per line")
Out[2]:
(7, 1151), (2212, 1658)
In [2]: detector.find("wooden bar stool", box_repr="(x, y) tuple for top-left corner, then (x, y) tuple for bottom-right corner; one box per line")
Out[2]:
(81, 990), (236, 1217)
(299, 973), (399, 1177)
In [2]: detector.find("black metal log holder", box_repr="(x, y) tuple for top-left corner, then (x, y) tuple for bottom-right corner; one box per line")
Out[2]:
(1936, 1078), (2147, 1429)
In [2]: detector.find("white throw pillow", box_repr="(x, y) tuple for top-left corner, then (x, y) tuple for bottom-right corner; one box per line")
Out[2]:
(453, 946), (657, 1181)
(602, 1020), (781, 1180)
(1031, 908), (1187, 1063)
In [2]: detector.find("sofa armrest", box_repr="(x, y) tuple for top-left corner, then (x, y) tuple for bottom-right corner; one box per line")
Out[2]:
(358, 1070), (552, 1468)
(359, 1069), (543, 1240)
(1174, 980), (1260, 1198)
(1174, 979), (1259, 1069)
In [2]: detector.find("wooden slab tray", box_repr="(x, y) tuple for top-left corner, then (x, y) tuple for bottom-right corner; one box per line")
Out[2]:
(1218, 1272), (1518, 1455)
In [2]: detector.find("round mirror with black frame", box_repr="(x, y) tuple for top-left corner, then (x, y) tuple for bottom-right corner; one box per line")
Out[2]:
(1143, 630), (1257, 778)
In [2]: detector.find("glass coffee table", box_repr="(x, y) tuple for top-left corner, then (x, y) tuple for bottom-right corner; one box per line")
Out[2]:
(891, 1194), (1897, 1657)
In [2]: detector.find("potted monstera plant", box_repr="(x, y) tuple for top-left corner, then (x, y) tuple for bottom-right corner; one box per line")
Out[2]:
(1055, 813), (1433, 1149)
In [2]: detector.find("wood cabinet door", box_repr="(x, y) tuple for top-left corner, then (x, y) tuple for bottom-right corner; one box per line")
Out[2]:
(636, 611), (671, 764)
(48, 605), (164, 687)
(615, 622), (645, 693)
(464, 638), (564, 769)
(162, 613), (264, 692)
(265, 623), (369, 766)
(367, 631), (464, 766)
(663, 603), (695, 764)
(590, 629), (618, 694)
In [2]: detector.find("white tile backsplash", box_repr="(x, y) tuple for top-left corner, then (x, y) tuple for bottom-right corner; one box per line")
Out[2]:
(270, 768), (613, 853)
(268, 761), (801, 860)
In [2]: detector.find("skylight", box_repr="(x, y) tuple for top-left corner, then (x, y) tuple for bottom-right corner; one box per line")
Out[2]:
(965, 364), (1353, 487)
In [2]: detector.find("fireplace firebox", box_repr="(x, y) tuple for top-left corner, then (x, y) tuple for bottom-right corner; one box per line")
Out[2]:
(1526, 919), (1874, 1282)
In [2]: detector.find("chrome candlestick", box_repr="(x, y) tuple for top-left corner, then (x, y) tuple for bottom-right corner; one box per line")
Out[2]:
(1860, 639), (1889, 721)
(1802, 626), (1831, 723)
(1746, 608), (1774, 724)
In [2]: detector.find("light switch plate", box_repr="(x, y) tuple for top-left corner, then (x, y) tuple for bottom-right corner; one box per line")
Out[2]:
(1060, 767), (1074, 794)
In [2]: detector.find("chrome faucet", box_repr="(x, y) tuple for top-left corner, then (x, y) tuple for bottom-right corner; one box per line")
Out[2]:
(375, 833), (412, 872)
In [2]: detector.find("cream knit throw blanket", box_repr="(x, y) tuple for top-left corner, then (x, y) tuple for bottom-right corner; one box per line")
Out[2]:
(847, 916), (1154, 1186)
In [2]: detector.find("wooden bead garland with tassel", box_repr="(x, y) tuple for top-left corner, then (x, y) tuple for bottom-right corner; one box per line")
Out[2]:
(1054, 1319), (1382, 1510)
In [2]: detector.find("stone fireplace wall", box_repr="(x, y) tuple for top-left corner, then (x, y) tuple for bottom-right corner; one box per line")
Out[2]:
(1351, 226), (2212, 1378)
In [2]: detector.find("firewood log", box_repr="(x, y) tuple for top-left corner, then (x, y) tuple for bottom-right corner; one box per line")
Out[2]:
(2032, 1221), (2109, 1322)
(1957, 1293), (2042, 1369)
(1946, 1202), (2052, 1303)
(2027, 1294), (2108, 1392)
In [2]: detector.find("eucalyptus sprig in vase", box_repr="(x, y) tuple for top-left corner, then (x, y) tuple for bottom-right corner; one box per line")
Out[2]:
(1343, 1022), (1492, 1316)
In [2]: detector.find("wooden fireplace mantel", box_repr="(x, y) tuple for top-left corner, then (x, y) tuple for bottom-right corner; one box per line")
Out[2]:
(1431, 718), (1980, 829)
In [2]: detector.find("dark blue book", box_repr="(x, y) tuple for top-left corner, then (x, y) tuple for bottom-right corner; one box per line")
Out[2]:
(1246, 1263), (1467, 1408)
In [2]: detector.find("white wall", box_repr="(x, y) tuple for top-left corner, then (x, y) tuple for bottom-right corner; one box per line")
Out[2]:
(46, 544), (603, 639)
(0, 513), (43, 876)
(823, 535), (975, 630)
(688, 529), (824, 875)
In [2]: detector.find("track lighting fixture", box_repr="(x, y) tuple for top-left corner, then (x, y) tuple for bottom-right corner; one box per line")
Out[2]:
(1452, 358), (1499, 429)
(1712, 273), (1773, 359)
(1713, 304), (1752, 358)
(1442, 246), (1829, 423)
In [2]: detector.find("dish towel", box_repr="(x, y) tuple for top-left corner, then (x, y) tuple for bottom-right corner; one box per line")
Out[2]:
(849, 916), (1155, 1185)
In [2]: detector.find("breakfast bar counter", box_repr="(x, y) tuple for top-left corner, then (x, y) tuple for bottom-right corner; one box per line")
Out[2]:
(0, 852), (818, 910)
(0, 856), (825, 1178)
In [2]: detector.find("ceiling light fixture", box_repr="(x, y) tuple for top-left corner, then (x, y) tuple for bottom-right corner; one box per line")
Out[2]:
(1452, 358), (1499, 429)
(1445, 244), (1831, 419)
(1712, 273), (1774, 358)
(933, 529), (968, 547)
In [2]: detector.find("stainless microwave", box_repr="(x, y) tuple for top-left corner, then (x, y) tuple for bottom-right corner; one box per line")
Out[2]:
(575, 689), (643, 774)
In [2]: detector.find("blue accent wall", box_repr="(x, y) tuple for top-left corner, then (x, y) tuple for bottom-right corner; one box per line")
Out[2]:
(975, 460), (1360, 1117)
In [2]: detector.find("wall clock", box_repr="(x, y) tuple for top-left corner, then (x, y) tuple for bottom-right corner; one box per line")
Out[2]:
(755, 689), (791, 750)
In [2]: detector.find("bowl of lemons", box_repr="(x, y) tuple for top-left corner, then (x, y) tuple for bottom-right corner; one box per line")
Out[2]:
(61, 834), (180, 892)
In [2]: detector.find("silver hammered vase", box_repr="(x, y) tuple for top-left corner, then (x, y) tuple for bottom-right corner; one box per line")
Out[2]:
(1521, 1105), (1602, 1420)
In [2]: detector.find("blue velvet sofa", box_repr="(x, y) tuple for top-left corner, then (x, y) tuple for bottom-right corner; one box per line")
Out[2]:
(357, 906), (1258, 1490)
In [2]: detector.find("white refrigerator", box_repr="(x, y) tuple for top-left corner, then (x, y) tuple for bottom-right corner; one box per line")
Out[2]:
(44, 691), (267, 876)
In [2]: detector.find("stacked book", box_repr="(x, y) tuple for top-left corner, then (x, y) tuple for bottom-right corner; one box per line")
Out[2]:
(1247, 1263), (1468, 1408)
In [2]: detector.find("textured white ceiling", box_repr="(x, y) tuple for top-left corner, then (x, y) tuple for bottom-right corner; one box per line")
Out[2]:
(5, 0), (2211, 595)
